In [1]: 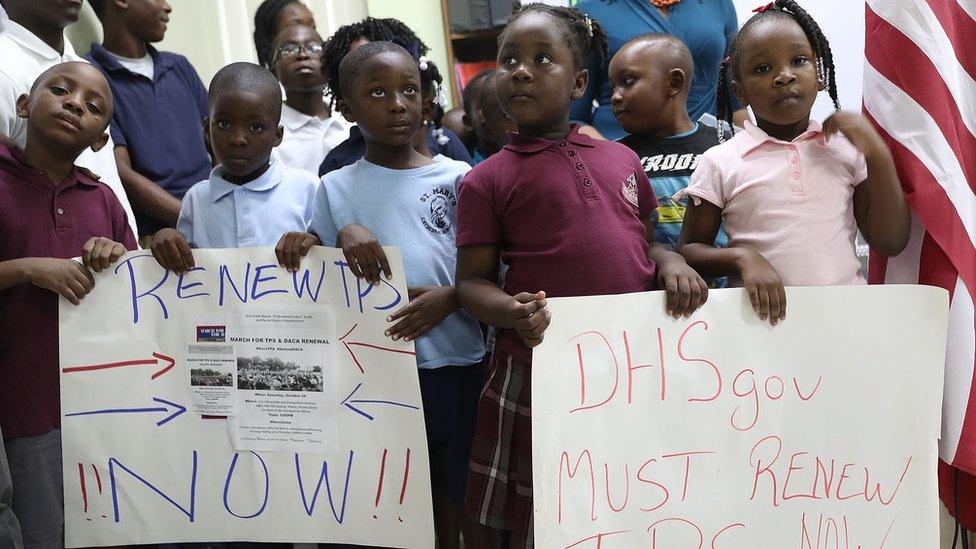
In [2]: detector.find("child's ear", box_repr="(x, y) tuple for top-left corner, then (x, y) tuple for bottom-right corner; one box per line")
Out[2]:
(15, 93), (30, 119)
(571, 68), (588, 101)
(337, 99), (356, 123)
(730, 79), (749, 108)
(113, 0), (130, 10)
(421, 97), (434, 125)
(462, 112), (474, 133)
(89, 132), (110, 153)
(667, 68), (686, 98)
(273, 124), (284, 147)
(201, 116), (212, 150)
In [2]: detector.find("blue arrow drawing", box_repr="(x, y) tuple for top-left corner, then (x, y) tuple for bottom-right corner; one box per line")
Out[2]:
(64, 397), (187, 427)
(341, 383), (419, 421)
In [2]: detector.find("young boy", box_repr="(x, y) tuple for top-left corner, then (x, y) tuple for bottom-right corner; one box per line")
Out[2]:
(269, 23), (351, 174)
(0, 61), (137, 548)
(150, 62), (319, 272)
(282, 41), (493, 549)
(85, 0), (212, 239)
(475, 74), (517, 159)
(611, 34), (728, 256)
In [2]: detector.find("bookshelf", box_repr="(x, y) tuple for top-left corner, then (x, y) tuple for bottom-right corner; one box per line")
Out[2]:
(439, 0), (503, 106)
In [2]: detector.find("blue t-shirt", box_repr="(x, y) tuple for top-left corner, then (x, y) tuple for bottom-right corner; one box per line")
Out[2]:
(310, 158), (485, 370)
(572, 0), (739, 140)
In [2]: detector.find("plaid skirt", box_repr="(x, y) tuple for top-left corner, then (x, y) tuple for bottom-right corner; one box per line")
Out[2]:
(465, 348), (534, 548)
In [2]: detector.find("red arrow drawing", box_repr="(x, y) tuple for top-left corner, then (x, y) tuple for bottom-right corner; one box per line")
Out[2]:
(62, 352), (175, 380)
(340, 324), (416, 374)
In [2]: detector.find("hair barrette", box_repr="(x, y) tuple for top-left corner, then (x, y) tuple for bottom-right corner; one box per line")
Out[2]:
(753, 2), (775, 12)
(584, 16), (593, 38)
(419, 56), (429, 71)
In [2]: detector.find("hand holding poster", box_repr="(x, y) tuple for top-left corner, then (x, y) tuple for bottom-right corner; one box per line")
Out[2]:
(532, 286), (947, 548)
(59, 247), (433, 547)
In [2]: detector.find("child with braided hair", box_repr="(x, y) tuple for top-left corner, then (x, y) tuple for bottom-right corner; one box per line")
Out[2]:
(677, 0), (910, 326)
(455, 3), (707, 546)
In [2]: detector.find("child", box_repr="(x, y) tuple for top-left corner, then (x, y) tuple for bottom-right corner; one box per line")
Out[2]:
(677, 0), (909, 326)
(317, 17), (472, 175)
(0, 61), (137, 548)
(86, 0), (212, 239)
(149, 62), (319, 273)
(454, 3), (707, 546)
(412, 58), (456, 161)
(253, 0), (317, 71)
(270, 24), (352, 174)
(612, 33), (728, 254)
(282, 41), (495, 549)
(475, 74), (517, 159)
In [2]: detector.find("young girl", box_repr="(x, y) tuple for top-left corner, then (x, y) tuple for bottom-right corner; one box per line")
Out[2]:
(252, 0), (316, 70)
(677, 0), (909, 326)
(454, 3), (708, 546)
(412, 58), (458, 161)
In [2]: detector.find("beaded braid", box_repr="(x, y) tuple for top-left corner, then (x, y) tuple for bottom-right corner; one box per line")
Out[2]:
(253, 0), (305, 70)
(322, 17), (430, 108)
(419, 58), (448, 127)
(714, 0), (840, 142)
(505, 1), (609, 69)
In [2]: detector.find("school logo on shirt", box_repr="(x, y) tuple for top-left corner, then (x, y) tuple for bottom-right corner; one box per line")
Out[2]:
(622, 173), (639, 207)
(420, 187), (457, 235)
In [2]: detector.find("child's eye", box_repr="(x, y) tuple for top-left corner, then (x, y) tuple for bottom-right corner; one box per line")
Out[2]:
(404, 85), (418, 95)
(216, 120), (230, 129)
(50, 85), (68, 95)
(501, 55), (517, 66)
(370, 88), (386, 98)
(753, 64), (771, 74)
(86, 103), (101, 115)
(249, 122), (264, 132)
(623, 76), (636, 86)
(793, 56), (810, 66)
(536, 54), (552, 65)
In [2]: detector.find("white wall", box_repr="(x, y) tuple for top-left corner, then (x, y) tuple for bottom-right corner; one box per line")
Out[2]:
(731, 1), (865, 121)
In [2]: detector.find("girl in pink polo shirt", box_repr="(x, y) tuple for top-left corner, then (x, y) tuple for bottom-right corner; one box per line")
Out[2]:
(454, 2), (708, 546)
(678, 0), (910, 326)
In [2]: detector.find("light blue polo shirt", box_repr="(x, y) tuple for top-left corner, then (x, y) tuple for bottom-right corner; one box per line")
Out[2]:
(310, 158), (486, 370)
(177, 160), (318, 248)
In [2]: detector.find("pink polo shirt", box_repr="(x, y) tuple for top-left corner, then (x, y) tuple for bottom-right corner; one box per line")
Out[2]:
(684, 120), (868, 287)
(456, 125), (658, 363)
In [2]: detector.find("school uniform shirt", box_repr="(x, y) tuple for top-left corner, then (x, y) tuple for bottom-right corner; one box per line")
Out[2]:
(177, 159), (318, 248)
(86, 43), (212, 237)
(456, 125), (658, 364)
(318, 125), (474, 176)
(0, 143), (137, 439)
(271, 104), (352, 175)
(0, 19), (138, 238)
(310, 157), (485, 370)
(683, 120), (868, 286)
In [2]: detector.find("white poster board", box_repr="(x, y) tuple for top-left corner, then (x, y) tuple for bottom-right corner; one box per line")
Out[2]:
(532, 286), (946, 548)
(59, 247), (433, 548)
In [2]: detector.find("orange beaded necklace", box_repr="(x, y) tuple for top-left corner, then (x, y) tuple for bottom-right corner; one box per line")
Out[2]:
(650, 0), (683, 7)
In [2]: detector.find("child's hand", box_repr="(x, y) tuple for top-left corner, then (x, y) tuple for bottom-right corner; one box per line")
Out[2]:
(150, 228), (194, 274)
(276, 231), (319, 272)
(822, 112), (886, 159)
(82, 236), (127, 273)
(337, 223), (391, 286)
(505, 291), (550, 348)
(657, 257), (709, 318)
(25, 258), (94, 305)
(736, 250), (786, 326)
(385, 286), (458, 342)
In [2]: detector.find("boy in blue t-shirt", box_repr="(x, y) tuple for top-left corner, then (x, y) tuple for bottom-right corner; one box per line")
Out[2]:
(281, 41), (493, 549)
(611, 34), (730, 263)
(150, 62), (319, 273)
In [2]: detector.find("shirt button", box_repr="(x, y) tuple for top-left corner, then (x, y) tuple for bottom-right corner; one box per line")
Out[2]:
(792, 173), (801, 180)
(558, 141), (567, 147)
(576, 162), (585, 170)
(237, 188), (245, 194)
(241, 208), (249, 215)
(568, 150), (576, 157)
(582, 179), (592, 187)
(57, 207), (64, 215)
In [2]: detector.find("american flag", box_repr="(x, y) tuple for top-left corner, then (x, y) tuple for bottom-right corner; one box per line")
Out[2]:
(863, 0), (976, 473)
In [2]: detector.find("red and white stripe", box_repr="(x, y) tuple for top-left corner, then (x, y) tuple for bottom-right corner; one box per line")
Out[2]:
(864, 0), (976, 471)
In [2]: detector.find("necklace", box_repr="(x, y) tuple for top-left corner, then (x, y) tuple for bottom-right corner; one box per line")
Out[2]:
(650, 0), (683, 7)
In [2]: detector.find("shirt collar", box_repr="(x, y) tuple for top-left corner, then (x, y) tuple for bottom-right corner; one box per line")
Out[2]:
(88, 43), (171, 77)
(736, 119), (827, 157)
(280, 103), (347, 132)
(503, 124), (596, 154)
(1, 143), (99, 189)
(209, 159), (283, 202)
(3, 19), (78, 61)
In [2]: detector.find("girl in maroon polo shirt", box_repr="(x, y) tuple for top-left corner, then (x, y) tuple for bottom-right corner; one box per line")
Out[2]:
(453, 3), (709, 547)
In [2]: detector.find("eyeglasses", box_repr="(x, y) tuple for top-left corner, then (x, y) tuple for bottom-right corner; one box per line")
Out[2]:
(275, 42), (324, 60)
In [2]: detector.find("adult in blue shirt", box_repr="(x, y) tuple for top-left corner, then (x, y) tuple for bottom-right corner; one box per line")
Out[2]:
(573, 0), (741, 140)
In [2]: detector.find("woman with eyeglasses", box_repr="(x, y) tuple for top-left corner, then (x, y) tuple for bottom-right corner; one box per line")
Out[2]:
(268, 24), (354, 174)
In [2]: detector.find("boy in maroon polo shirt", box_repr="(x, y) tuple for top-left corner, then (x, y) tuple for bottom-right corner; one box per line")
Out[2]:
(0, 61), (137, 548)
(454, 4), (709, 547)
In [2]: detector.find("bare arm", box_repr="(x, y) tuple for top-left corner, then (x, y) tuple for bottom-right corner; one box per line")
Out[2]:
(114, 146), (182, 227)
(642, 217), (708, 317)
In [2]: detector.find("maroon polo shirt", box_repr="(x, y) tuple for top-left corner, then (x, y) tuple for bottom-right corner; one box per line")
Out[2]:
(0, 143), (136, 439)
(456, 125), (658, 363)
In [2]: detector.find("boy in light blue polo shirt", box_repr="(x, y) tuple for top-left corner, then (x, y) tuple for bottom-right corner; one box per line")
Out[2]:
(150, 62), (319, 273)
(282, 42), (491, 547)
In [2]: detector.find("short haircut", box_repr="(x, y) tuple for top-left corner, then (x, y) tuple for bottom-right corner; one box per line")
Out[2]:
(208, 62), (283, 121)
(336, 41), (415, 103)
(462, 70), (493, 119)
(623, 33), (694, 78)
(87, 0), (106, 19)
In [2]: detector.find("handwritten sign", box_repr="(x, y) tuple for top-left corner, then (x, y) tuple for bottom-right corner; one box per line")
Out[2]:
(59, 247), (433, 547)
(532, 286), (947, 548)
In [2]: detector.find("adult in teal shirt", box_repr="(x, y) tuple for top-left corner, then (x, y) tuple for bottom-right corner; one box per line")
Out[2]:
(572, 0), (740, 140)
